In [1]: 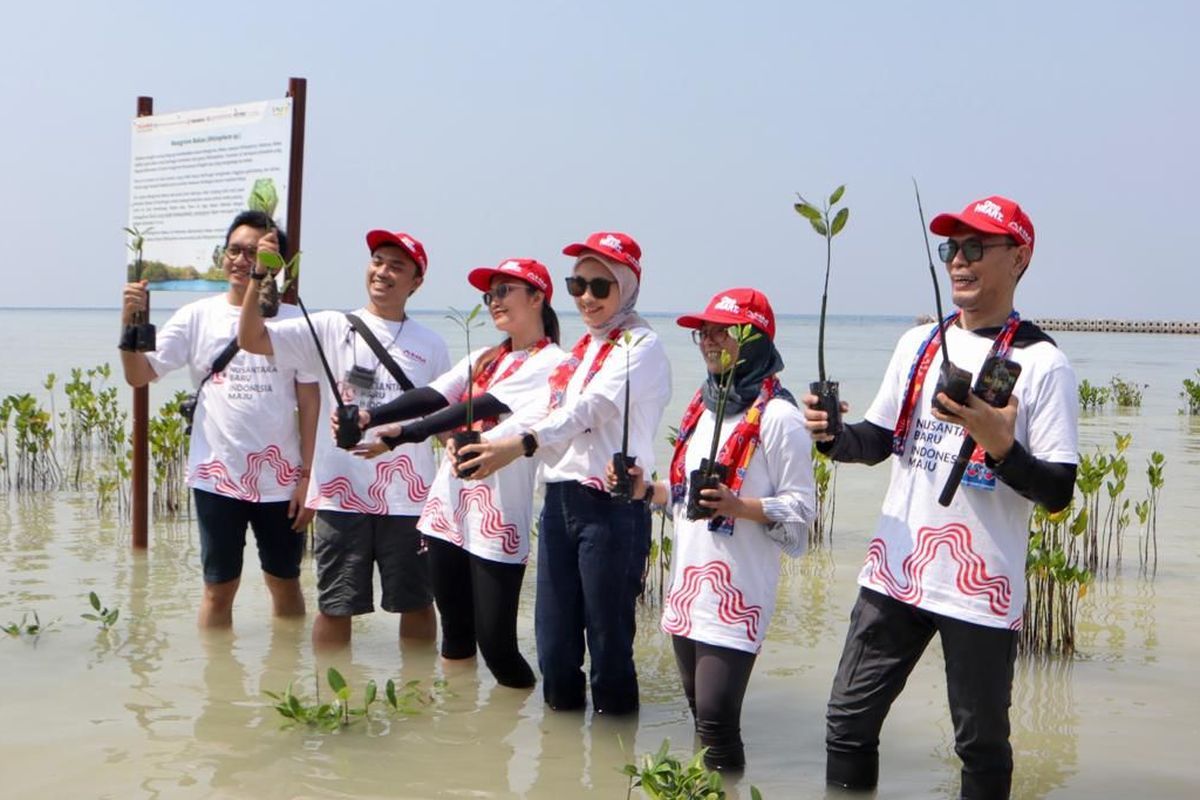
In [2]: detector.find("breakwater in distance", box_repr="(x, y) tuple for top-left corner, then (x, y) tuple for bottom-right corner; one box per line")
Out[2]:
(914, 314), (1200, 334)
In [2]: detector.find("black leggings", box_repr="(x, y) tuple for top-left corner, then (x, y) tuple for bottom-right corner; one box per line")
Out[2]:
(671, 635), (758, 770)
(426, 537), (535, 688)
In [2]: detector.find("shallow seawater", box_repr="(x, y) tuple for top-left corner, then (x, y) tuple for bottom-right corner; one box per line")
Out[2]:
(1, 310), (1198, 798)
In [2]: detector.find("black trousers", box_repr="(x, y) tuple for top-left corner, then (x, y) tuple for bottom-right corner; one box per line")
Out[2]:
(426, 536), (535, 688)
(671, 635), (758, 771)
(826, 588), (1017, 800)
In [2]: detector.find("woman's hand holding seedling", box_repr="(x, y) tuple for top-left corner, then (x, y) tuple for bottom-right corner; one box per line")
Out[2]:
(453, 436), (522, 480)
(606, 460), (647, 500)
(121, 281), (149, 326)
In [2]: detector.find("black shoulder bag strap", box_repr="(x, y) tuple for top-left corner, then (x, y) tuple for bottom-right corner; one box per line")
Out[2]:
(345, 313), (415, 391)
(197, 337), (242, 395)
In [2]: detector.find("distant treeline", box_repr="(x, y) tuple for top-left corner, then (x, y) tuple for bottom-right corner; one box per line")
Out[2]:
(127, 260), (225, 283)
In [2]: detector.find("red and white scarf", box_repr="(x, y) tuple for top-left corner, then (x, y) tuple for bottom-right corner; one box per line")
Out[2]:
(546, 329), (622, 410)
(669, 376), (781, 535)
(459, 338), (551, 431)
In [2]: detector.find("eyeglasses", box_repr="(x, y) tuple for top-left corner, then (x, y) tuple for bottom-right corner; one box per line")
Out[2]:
(690, 326), (733, 345)
(938, 238), (1017, 264)
(224, 245), (258, 261)
(482, 283), (533, 305)
(564, 276), (618, 299)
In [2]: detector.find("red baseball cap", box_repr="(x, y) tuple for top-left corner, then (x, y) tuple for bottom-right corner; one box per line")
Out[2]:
(467, 258), (553, 302)
(366, 230), (429, 275)
(929, 196), (1035, 252)
(676, 287), (776, 341)
(562, 231), (642, 280)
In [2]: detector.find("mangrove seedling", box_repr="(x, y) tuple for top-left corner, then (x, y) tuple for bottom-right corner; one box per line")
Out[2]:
(445, 304), (487, 478)
(120, 225), (157, 352)
(1141, 451), (1165, 574)
(3, 611), (57, 639)
(1078, 379), (1111, 412)
(686, 324), (760, 521)
(1109, 375), (1146, 409)
(611, 330), (648, 501)
(81, 591), (120, 630)
(1180, 369), (1200, 415)
(621, 738), (763, 800)
(810, 442), (837, 548)
(255, 244), (301, 319)
(913, 180), (972, 414)
(795, 184), (849, 436)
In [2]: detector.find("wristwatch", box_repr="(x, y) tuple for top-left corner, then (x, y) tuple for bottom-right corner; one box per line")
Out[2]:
(249, 271), (270, 281)
(641, 483), (655, 504)
(521, 432), (538, 458)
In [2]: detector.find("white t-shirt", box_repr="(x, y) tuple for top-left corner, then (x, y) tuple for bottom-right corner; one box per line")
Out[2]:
(417, 342), (565, 564)
(268, 308), (451, 516)
(145, 295), (317, 503)
(859, 322), (1079, 629)
(661, 397), (816, 653)
(533, 325), (672, 491)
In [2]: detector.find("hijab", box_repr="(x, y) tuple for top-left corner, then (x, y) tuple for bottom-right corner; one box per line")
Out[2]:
(701, 334), (795, 415)
(575, 255), (649, 338)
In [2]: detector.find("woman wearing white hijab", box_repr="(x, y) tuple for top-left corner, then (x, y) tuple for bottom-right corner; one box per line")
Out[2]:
(456, 231), (672, 714)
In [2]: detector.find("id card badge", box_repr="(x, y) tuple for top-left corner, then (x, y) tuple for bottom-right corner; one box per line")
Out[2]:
(961, 458), (997, 491)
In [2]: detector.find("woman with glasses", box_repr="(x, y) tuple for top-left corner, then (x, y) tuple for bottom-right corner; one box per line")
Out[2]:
(336, 258), (562, 688)
(454, 231), (672, 715)
(613, 287), (815, 771)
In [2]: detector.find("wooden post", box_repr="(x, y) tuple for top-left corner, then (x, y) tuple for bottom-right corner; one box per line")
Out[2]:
(283, 77), (306, 302)
(131, 95), (153, 550)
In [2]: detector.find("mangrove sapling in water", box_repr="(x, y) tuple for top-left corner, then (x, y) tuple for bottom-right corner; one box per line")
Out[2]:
(81, 591), (120, 630)
(1139, 451), (1165, 575)
(1021, 503), (1091, 657)
(4, 393), (61, 491)
(686, 324), (760, 521)
(620, 738), (764, 799)
(1078, 379), (1111, 412)
(1109, 376), (1146, 409)
(794, 185), (849, 436)
(445, 304), (486, 478)
(1102, 432), (1133, 573)
(148, 391), (190, 516)
(611, 331), (649, 502)
(3, 611), (57, 639)
(264, 668), (446, 731)
(1180, 369), (1200, 414)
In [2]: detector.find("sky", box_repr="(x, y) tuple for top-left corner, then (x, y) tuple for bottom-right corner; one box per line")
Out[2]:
(1, 1), (1197, 319)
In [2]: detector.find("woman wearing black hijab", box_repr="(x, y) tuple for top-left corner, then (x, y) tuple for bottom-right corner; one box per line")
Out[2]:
(616, 287), (815, 771)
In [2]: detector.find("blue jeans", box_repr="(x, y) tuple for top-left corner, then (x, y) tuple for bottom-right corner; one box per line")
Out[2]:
(536, 480), (650, 714)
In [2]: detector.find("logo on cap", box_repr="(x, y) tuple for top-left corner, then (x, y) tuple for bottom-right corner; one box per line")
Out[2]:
(598, 234), (623, 251)
(713, 296), (741, 314)
(499, 260), (522, 272)
(1008, 220), (1032, 244)
(974, 200), (1006, 223)
(746, 309), (770, 329)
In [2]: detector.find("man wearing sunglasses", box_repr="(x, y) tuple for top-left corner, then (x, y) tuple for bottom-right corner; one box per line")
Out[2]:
(803, 196), (1078, 799)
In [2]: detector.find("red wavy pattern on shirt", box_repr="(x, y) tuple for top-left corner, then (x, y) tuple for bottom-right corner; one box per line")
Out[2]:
(862, 522), (1012, 617)
(193, 445), (299, 502)
(418, 496), (464, 546)
(457, 484), (521, 555)
(315, 454), (430, 514)
(662, 560), (763, 642)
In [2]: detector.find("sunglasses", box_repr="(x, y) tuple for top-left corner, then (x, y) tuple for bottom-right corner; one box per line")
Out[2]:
(482, 283), (533, 305)
(564, 276), (618, 299)
(938, 238), (1017, 264)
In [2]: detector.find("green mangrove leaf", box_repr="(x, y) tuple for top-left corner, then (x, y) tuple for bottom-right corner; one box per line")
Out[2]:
(257, 250), (285, 273)
(809, 218), (828, 236)
(794, 202), (821, 221)
(831, 207), (849, 236)
(327, 667), (347, 695)
(247, 178), (279, 218)
(829, 184), (846, 206)
(89, 591), (101, 611)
